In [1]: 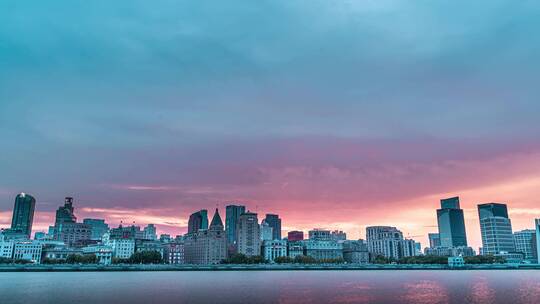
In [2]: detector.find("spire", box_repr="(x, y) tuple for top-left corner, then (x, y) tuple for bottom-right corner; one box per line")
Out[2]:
(209, 208), (223, 229)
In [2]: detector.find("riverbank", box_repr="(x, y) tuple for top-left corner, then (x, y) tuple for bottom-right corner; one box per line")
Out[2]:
(1, 263), (540, 272)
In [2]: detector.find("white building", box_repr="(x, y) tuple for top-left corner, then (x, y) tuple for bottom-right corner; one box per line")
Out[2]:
(103, 234), (135, 259)
(262, 240), (287, 262)
(304, 240), (343, 260)
(236, 212), (261, 257)
(448, 256), (465, 268)
(13, 241), (42, 264)
(82, 245), (113, 265)
(513, 229), (537, 263)
(0, 236), (14, 259)
(366, 226), (404, 260)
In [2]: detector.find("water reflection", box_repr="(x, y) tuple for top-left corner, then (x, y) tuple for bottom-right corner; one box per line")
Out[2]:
(401, 280), (449, 304)
(467, 275), (496, 304)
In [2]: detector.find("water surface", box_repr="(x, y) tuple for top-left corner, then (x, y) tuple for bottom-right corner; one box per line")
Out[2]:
(1, 270), (539, 304)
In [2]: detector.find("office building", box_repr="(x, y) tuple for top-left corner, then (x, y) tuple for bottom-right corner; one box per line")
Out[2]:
(288, 231), (304, 241)
(188, 210), (208, 234)
(10, 193), (36, 238)
(55, 197), (77, 225)
(237, 212), (261, 256)
(262, 240), (287, 262)
(260, 219), (273, 241)
(0, 235), (14, 258)
(264, 214), (282, 240)
(366, 226), (406, 260)
(304, 240), (343, 260)
(143, 224), (157, 240)
(159, 234), (172, 243)
(109, 225), (144, 240)
(225, 205), (246, 245)
(478, 203), (515, 255)
(184, 209), (227, 264)
(437, 197), (468, 247)
(83, 219), (109, 241)
(103, 233), (135, 259)
(428, 233), (441, 248)
(513, 229), (537, 263)
(164, 242), (185, 264)
(288, 243), (304, 258)
(136, 239), (164, 257)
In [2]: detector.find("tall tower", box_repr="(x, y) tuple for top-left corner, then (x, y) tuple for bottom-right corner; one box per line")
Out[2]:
(236, 212), (260, 256)
(264, 214), (282, 240)
(478, 203), (515, 255)
(535, 219), (540, 264)
(10, 193), (36, 238)
(437, 197), (468, 247)
(55, 197), (77, 225)
(187, 210), (208, 234)
(225, 205), (246, 245)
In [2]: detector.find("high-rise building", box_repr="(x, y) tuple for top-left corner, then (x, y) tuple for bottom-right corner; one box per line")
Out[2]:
(478, 203), (515, 255)
(437, 197), (468, 247)
(10, 193), (36, 238)
(225, 205), (246, 245)
(237, 212), (260, 256)
(184, 209), (227, 264)
(428, 233), (441, 248)
(513, 229), (537, 263)
(83, 219), (109, 241)
(366, 226), (407, 260)
(536, 219), (540, 264)
(287, 231), (304, 242)
(143, 224), (157, 240)
(55, 197), (77, 225)
(260, 219), (273, 241)
(264, 214), (282, 240)
(187, 210), (208, 234)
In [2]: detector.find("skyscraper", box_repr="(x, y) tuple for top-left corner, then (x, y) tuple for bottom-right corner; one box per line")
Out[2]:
(184, 209), (227, 264)
(260, 219), (273, 241)
(264, 214), (282, 240)
(225, 205), (245, 245)
(187, 210), (208, 234)
(55, 197), (77, 225)
(478, 203), (515, 255)
(10, 193), (36, 238)
(436, 197), (467, 247)
(428, 233), (441, 248)
(236, 212), (260, 256)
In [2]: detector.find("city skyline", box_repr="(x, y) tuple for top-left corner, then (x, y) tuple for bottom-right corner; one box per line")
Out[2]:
(2, 1), (540, 253)
(2, 192), (540, 250)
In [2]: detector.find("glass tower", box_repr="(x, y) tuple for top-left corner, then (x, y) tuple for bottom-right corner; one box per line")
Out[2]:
(225, 205), (246, 244)
(436, 197), (468, 247)
(478, 203), (515, 255)
(10, 193), (36, 238)
(264, 214), (282, 240)
(187, 210), (208, 234)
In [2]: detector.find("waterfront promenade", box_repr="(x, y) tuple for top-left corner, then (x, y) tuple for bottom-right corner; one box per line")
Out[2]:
(1, 263), (539, 272)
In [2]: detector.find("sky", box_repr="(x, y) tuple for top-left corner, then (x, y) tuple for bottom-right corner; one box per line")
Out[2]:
(1, 0), (540, 249)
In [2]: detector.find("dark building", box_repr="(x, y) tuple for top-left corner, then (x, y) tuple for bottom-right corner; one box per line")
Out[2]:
(478, 203), (515, 255)
(187, 210), (208, 234)
(428, 233), (441, 248)
(264, 214), (282, 240)
(109, 225), (144, 239)
(55, 197), (77, 225)
(287, 231), (304, 242)
(225, 205), (246, 245)
(437, 197), (468, 247)
(10, 193), (36, 238)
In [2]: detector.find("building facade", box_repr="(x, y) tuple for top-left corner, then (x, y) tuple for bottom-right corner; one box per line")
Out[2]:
(308, 229), (331, 241)
(143, 224), (157, 240)
(10, 193), (36, 238)
(82, 245), (113, 265)
(330, 230), (347, 241)
(164, 242), (185, 264)
(424, 246), (475, 257)
(288, 242), (304, 258)
(536, 219), (540, 264)
(478, 203), (515, 255)
(342, 240), (369, 264)
(437, 197), (468, 247)
(104, 235), (135, 259)
(366, 226), (404, 260)
(428, 233), (441, 248)
(262, 240), (287, 262)
(236, 212), (261, 256)
(13, 241), (42, 263)
(304, 240), (343, 260)
(55, 222), (92, 247)
(260, 220), (273, 241)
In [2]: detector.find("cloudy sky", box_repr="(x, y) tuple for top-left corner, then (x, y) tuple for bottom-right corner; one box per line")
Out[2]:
(1, 0), (540, 248)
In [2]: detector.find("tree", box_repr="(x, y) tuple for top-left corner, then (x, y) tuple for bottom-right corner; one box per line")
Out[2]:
(274, 256), (294, 264)
(373, 255), (395, 264)
(294, 255), (317, 264)
(464, 255), (505, 264)
(129, 250), (163, 264)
